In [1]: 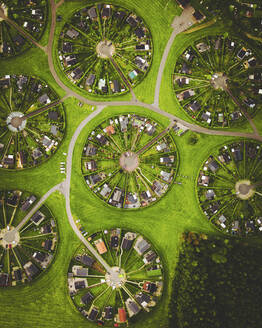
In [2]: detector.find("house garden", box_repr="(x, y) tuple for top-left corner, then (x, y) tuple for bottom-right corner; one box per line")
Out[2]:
(0, 189), (58, 287)
(0, 0), (48, 58)
(0, 74), (65, 170)
(197, 139), (262, 236)
(58, 3), (153, 96)
(81, 114), (178, 209)
(68, 228), (163, 326)
(173, 34), (262, 128)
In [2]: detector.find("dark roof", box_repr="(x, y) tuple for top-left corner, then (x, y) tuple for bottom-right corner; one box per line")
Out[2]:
(88, 308), (99, 321)
(110, 236), (119, 248)
(77, 255), (95, 267)
(26, 263), (39, 277)
(176, 0), (190, 8)
(75, 280), (86, 290)
(134, 28), (145, 39)
(81, 292), (94, 305)
(114, 11), (126, 20)
(122, 238), (133, 250)
(42, 224), (52, 234)
(193, 10), (204, 20)
(31, 211), (44, 224)
(14, 269), (22, 281)
(13, 34), (25, 46)
(33, 251), (46, 262)
(86, 74), (96, 86)
(208, 160), (219, 172)
(102, 7), (111, 17)
(0, 273), (9, 287)
(126, 16), (137, 28)
(136, 292), (151, 305)
(113, 80), (120, 93)
(43, 239), (52, 251)
(88, 7), (97, 19)
(104, 306), (114, 320)
(62, 42), (73, 53)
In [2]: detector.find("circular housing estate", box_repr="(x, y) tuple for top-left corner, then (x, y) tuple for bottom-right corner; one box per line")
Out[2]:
(0, 0), (48, 58)
(0, 75), (65, 170)
(58, 3), (153, 96)
(197, 140), (262, 236)
(68, 228), (164, 326)
(173, 34), (262, 127)
(81, 114), (179, 209)
(0, 190), (58, 287)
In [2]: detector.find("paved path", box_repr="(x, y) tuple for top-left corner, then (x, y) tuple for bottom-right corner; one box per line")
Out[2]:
(0, 9), (47, 53)
(8, 0), (262, 277)
(15, 183), (63, 231)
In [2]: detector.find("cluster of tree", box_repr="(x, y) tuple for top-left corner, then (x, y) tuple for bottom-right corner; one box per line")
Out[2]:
(169, 232), (262, 328)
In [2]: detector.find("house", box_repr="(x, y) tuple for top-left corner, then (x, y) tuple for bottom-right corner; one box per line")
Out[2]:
(160, 171), (172, 182)
(124, 192), (140, 209)
(38, 93), (51, 105)
(208, 160), (219, 173)
(32, 148), (42, 160)
(7, 191), (20, 206)
(81, 292), (94, 305)
(237, 47), (248, 60)
(135, 56), (148, 71)
(176, 77), (189, 87)
(23, 261), (39, 280)
(104, 306), (113, 320)
(85, 143), (97, 156)
(119, 115), (128, 132)
(105, 125), (115, 135)
(143, 281), (157, 294)
(116, 308), (127, 323)
(134, 236), (150, 255)
(13, 268), (23, 282)
(121, 232), (136, 250)
(48, 111), (59, 121)
(156, 142), (168, 152)
(64, 55), (77, 67)
(0, 76), (10, 88)
(42, 239), (53, 251)
(126, 298), (141, 317)
(76, 254), (95, 267)
(88, 7), (97, 20)
(62, 42), (73, 53)
(72, 265), (89, 277)
(86, 74), (95, 87)
(70, 67), (83, 80)
(0, 273), (9, 287)
(193, 10), (205, 21)
(152, 180), (166, 196)
(189, 100), (201, 112)
(87, 174), (102, 186)
(201, 112), (211, 123)
(134, 27), (145, 39)
(41, 224), (52, 234)
(102, 5), (111, 18)
(143, 250), (157, 264)
(135, 292), (151, 308)
(112, 79), (120, 93)
(114, 11), (126, 20)
(30, 210), (45, 226)
(100, 184), (111, 198)
(110, 229), (120, 248)
(3, 155), (14, 166)
(33, 251), (52, 268)
(88, 306), (99, 321)
(96, 134), (107, 145)
(160, 156), (174, 164)
(13, 34), (25, 47)
(126, 16), (137, 28)
(21, 195), (36, 211)
(196, 42), (209, 53)
(94, 238), (107, 254)
(232, 148), (243, 161)
(85, 160), (97, 171)
(74, 278), (88, 290)
(50, 125), (58, 136)
(206, 189), (215, 200)
(66, 29), (79, 39)
(176, 0), (190, 8)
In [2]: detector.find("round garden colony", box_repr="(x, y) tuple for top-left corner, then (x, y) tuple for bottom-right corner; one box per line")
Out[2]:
(68, 228), (163, 326)
(197, 140), (262, 236)
(173, 34), (262, 127)
(82, 114), (178, 209)
(0, 75), (65, 170)
(0, 190), (58, 287)
(58, 3), (153, 96)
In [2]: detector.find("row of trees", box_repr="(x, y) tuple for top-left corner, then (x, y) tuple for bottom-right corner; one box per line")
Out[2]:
(169, 232), (262, 328)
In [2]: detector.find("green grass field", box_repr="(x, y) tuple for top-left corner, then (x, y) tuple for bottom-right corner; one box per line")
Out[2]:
(0, 0), (262, 327)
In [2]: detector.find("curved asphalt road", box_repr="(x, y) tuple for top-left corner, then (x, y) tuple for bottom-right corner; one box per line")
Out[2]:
(11, 0), (262, 273)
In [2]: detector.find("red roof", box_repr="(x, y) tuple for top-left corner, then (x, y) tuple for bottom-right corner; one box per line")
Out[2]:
(118, 308), (126, 323)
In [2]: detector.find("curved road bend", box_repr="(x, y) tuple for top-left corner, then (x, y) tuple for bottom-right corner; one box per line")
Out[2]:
(62, 105), (113, 274)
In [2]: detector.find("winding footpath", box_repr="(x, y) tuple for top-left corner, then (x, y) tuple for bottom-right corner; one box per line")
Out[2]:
(9, 0), (262, 274)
